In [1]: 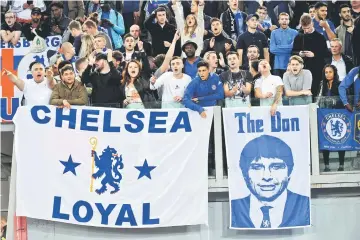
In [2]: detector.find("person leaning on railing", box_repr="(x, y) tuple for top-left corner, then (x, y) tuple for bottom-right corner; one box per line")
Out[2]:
(339, 66), (360, 112)
(283, 56), (313, 106)
(318, 64), (345, 172)
(254, 59), (284, 116)
(50, 66), (88, 108)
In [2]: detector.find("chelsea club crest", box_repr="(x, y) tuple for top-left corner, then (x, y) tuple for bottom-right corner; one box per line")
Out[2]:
(321, 113), (351, 144)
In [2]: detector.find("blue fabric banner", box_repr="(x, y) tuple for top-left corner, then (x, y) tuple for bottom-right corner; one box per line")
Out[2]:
(317, 109), (360, 150)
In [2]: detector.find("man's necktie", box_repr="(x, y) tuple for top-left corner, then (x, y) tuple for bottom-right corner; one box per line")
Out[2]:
(260, 206), (273, 228)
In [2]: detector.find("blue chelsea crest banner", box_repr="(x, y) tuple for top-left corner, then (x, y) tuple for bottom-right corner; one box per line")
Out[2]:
(223, 106), (311, 229)
(13, 106), (213, 228)
(318, 109), (360, 150)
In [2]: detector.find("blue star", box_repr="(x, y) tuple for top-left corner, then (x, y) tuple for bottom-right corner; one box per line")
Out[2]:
(135, 159), (156, 180)
(60, 155), (81, 176)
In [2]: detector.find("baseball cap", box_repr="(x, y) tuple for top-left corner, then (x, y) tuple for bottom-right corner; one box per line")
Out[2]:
(246, 14), (259, 22)
(95, 52), (108, 61)
(31, 7), (42, 15)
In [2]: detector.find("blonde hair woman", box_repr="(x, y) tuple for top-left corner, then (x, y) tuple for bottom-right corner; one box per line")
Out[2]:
(79, 34), (95, 58)
(172, 0), (205, 57)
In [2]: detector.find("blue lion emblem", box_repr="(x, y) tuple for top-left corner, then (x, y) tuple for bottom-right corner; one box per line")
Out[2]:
(322, 113), (351, 144)
(330, 120), (343, 137)
(26, 55), (46, 79)
(92, 146), (124, 195)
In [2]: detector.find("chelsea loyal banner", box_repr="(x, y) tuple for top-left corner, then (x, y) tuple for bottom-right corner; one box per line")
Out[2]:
(14, 106), (213, 228)
(223, 106), (311, 229)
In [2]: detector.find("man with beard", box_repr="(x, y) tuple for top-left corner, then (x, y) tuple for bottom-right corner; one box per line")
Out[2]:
(2, 62), (55, 105)
(220, 51), (252, 108)
(313, 2), (336, 42)
(0, 11), (21, 45)
(182, 40), (201, 79)
(292, 14), (330, 96)
(236, 14), (269, 69)
(48, 2), (71, 36)
(50, 66), (88, 108)
(283, 56), (313, 106)
(82, 49), (122, 105)
(22, 7), (51, 41)
(144, 7), (180, 56)
(241, 45), (260, 71)
(201, 18), (235, 59)
(336, 4), (355, 60)
(120, 34), (151, 78)
(270, 13), (298, 78)
(183, 61), (224, 118)
(150, 56), (191, 108)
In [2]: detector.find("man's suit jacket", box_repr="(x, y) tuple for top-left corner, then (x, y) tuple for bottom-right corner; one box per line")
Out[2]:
(231, 190), (310, 228)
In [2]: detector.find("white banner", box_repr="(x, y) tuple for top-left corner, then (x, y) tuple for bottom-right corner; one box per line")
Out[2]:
(14, 106), (213, 228)
(223, 106), (311, 229)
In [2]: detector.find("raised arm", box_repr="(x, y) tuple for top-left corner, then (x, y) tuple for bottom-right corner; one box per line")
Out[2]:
(2, 69), (25, 91)
(172, 0), (185, 31)
(158, 31), (181, 74)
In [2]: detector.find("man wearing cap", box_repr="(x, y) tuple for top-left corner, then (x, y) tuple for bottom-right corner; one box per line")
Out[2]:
(48, 2), (71, 36)
(9, 0), (46, 23)
(82, 49), (122, 105)
(236, 14), (269, 69)
(22, 7), (51, 41)
(182, 40), (201, 79)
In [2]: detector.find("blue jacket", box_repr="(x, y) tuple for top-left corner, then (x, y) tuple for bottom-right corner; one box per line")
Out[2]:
(313, 18), (336, 41)
(183, 73), (224, 113)
(270, 27), (298, 70)
(339, 67), (360, 105)
(99, 10), (125, 49)
(231, 191), (310, 228)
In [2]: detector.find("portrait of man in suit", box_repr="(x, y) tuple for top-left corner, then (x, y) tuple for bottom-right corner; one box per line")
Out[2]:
(231, 135), (310, 229)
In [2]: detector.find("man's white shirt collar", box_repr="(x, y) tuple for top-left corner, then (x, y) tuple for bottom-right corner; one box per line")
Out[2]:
(332, 56), (344, 62)
(249, 189), (288, 228)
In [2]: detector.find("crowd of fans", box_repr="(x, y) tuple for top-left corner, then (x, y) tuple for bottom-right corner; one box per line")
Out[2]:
(2, 0), (360, 172)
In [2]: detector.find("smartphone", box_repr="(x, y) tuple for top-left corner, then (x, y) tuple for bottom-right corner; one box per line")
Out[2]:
(27, 1), (33, 5)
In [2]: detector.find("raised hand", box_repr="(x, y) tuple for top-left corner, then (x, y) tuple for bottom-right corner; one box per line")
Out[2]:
(209, 37), (215, 49)
(137, 40), (144, 51)
(2, 68), (12, 76)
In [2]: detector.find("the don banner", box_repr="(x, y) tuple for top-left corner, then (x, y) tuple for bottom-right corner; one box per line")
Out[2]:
(318, 108), (360, 150)
(223, 106), (311, 229)
(14, 106), (213, 228)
